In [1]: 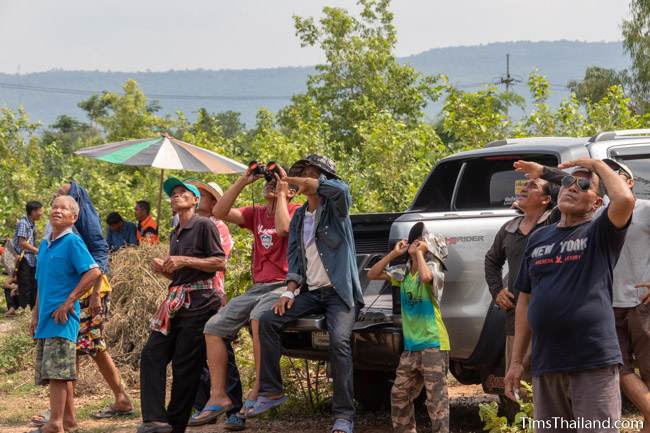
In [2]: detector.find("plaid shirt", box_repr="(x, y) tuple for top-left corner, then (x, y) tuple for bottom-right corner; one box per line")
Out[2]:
(150, 279), (213, 335)
(13, 216), (37, 267)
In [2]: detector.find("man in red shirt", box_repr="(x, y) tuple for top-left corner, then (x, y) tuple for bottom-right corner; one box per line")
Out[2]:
(189, 165), (298, 427)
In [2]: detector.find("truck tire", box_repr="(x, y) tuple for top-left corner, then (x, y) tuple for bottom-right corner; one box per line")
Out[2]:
(353, 369), (394, 411)
(449, 360), (481, 385)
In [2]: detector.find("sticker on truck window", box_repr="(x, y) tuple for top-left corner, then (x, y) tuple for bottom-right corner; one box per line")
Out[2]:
(503, 179), (527, 206)
(514, 179), (527, 194)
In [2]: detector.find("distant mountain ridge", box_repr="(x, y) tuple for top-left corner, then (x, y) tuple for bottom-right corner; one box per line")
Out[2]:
(0, 40), (630, 128)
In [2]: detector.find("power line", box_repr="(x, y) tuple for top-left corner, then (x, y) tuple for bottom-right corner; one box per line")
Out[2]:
(0, 82), (294, 101)
(0, 76), (570, 102)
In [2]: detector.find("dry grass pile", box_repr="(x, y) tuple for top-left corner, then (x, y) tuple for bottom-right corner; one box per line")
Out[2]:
(105, 244), (169, 368)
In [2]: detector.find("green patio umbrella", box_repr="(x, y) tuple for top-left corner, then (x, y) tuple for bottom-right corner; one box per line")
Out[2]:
(75, 133), (246, 223)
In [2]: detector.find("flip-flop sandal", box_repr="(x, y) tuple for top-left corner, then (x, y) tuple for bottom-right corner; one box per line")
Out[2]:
(135, 422), (173, 433)
(331, 418), (354, 433)
(246, 395), (288, 418)
(237, 399), (256, 418)
(223, 414), (246, 431)
(25, 427), (44, 433)
(91, 406), (134, 419)
(30, 411), (50, 427)
(187, 404), (232, 426)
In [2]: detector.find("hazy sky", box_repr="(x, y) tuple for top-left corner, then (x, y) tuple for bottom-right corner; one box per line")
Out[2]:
(0, 0), (631, 73)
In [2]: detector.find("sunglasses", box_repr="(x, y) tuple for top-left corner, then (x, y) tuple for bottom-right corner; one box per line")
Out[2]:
(561, 175), (592, 192)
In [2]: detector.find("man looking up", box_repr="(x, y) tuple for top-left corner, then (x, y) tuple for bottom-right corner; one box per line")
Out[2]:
(191, 165), (298, 425)
(505, 159), (635, 432)
(185, 179), (244, 431)
(485, 177), (557, 381)
(30, 195), (101, 433)
(254, 155), (363, 433)
(137, 178), (225, 433)
(514, 158), (650, 432)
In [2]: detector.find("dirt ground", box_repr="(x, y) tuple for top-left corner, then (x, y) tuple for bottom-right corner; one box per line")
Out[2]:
(0, 309), (496, 433)
(0, 384), (493, 433)
(0, 313), (643, 433)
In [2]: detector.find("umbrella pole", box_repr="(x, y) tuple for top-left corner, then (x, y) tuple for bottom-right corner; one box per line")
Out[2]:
(157, 169), (165, 228)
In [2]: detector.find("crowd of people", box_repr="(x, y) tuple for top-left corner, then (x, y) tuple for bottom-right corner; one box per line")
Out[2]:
(2, 153), (649, 433)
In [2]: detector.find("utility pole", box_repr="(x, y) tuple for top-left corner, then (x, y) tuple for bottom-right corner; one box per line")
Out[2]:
(496, 54), (520, 92)
(16, 65), (22, 107)
(495, 54), (522, 116)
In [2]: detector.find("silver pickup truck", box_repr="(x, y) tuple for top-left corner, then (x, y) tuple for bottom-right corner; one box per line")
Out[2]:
(280, 129), (650, 409)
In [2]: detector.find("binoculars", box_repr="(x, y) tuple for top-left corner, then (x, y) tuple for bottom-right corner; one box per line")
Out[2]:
(248, 161), (279, 183)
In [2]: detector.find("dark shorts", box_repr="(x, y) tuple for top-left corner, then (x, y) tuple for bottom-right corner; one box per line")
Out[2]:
(77, 293), (111, 356)
(614, 304), (650, 380)
(35, 337), (77, 386)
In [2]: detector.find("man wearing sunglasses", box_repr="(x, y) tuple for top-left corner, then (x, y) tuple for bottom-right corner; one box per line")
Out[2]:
(505, 158), (635, 432)
(514, 158), (650, 432)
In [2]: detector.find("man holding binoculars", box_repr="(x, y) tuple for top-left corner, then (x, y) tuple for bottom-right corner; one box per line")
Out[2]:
(190, 160), (299, 428)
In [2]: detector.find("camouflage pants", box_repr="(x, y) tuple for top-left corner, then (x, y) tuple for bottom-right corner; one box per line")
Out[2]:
(391, 348), (449, 433)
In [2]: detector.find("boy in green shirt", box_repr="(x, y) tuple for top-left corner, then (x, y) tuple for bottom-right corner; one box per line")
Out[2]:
(367, 222), (449, 433)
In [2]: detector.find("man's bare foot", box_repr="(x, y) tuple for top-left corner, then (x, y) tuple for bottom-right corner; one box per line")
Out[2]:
(113, 395), (133, 412)
(37, 422), (65, 433)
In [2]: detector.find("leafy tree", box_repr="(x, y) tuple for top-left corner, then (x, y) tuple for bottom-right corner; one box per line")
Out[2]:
(567, 66), (623, 104)
(622, 0), (650, 109)
(78, 80), (169, 141)
(285, 0), (444, 153)
(41, 115), (99, 154)
(440, 86), (512, 150)
(78, 93), (111, 126)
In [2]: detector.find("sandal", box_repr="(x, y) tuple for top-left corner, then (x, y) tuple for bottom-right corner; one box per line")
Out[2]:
(237, 399), (256, 418)
(135, 422), (173, 433)
(30, 411), (50, 427)
(331, 418), (353, 433)
(246, 395), (288, 418)
(223, 414), (246, 431)
(91, 406), (134, 419)
(187, 403), (232, 426)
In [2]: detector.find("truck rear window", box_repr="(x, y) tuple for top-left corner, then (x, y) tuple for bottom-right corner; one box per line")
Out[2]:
(410, 159), (462, 211)
(621, 158), (650, 200)
(609, 146), (650, 200)
(455, 154), (558, 210)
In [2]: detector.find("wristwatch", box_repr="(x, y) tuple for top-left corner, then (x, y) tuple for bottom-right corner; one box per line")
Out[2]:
(281, 290), (296, 300)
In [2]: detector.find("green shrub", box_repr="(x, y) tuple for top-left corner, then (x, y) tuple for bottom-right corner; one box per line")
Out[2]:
(0, 320), (33, 373)
(479, 382), (534, 433)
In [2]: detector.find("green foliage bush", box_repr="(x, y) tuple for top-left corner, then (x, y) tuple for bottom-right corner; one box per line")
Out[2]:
(479, 382), (534, 433)
(0, 317), (33, 374)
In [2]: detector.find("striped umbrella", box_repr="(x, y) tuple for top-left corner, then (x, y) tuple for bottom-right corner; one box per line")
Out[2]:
(75, 133), (246, 222)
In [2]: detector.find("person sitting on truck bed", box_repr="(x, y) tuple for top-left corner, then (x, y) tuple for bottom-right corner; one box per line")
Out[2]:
(253, 155), (363, 433)
(367, 222), (449, 433)
(515, 158), (650, 432)
(505, 158), (635, 431)
(484, 176), (557, 383)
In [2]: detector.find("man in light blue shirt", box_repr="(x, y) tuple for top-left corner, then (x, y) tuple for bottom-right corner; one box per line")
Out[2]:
(31, 195), (101, 433)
